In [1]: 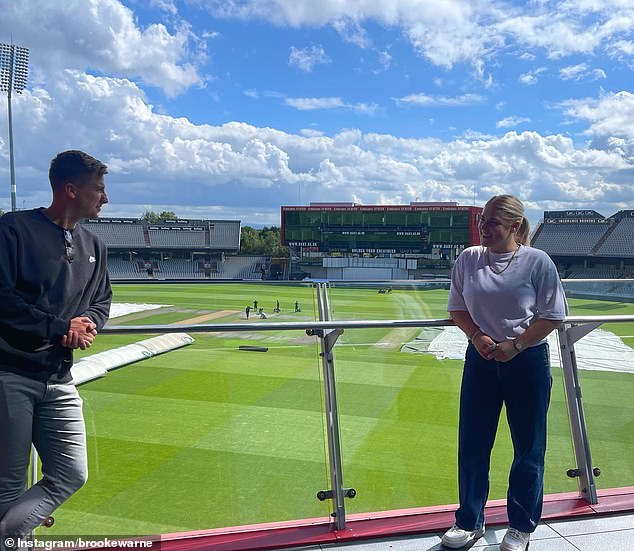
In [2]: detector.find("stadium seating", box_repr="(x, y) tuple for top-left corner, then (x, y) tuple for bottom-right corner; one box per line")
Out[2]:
(567, 267), (628, 279)
(106, 257), (146, 279)
(594, 218), (634, 257)
(155, 259), (205, 279)
(83, 222), (145, 247)
(209, 222), (241, 249)
(215, 256), (267, 280)
(532, 223), (607, 255)
(147, 229), (206, 248)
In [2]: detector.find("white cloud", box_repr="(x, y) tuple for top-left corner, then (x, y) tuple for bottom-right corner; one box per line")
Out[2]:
(610, 39), (634, 56)
(560, 91), (634, 143)
(285, 97), (345, 110)
(351, 102), (380, 115)
(205, 1), (634, 69)
(473, 59), (494, 88)
(1, 66), (630, 224)
(150, 0), (177, 15)
(203, 1), (499, 68)
(332, 18), (371, 48)
(560, 63), (589, 79)
(559, 63), (607, 81)
(376, 50), (393, 72)
(519, 67), (547, 85)
(300, 129), (324, 137)
(395, 93), (484, 107)
(285, 97), (379, 115)
(0, 0), (203, 97)
(496, 116), (531, 128)
(288, 45), (331, 72)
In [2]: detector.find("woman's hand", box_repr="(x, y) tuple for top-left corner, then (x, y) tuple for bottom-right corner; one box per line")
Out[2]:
(486, 340), (518, 362)
(473, 335), (519, 362)
(472, 333), (498, 360)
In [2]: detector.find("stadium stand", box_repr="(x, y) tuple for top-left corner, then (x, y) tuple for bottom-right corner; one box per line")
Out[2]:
(156, 259), (205, 279)
(80, 217), (245, 280)
(594, 217), (634, 257)
(106, 257), (146, 279)
(209, 221), (241, 249)
(80, 208), (632, 282)
(147, 228), (206, 248)
(216, 256), (267, 280)
(531, 222), (607, 256)
(567, 267), (628, 279)
(82, 220), (145, 247)
(532, 210), (634, 279)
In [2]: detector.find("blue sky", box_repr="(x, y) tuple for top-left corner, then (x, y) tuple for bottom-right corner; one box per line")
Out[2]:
(1, 0), (633, 227)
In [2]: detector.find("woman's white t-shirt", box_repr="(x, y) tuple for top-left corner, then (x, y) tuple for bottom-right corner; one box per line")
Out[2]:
(447, 245), (567, 343)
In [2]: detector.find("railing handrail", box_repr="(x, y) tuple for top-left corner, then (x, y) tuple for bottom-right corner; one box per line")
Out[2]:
(101, 314), (634, 334)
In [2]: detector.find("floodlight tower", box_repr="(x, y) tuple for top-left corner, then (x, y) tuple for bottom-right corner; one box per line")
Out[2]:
(0, 43), (29, 211)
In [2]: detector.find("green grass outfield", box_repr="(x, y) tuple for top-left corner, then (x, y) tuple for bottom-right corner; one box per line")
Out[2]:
(43, 282), (634, 536)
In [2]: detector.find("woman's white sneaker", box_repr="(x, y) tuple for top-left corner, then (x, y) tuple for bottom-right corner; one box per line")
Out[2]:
(441, 524), (485, 548)
(500, 527), (530, 550)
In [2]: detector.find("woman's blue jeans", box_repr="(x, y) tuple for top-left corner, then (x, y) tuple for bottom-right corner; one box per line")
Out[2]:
(455, 342), (552, 534)
(0, 371), (87, 538)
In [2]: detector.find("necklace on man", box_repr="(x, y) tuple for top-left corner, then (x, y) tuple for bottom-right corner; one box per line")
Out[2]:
(486, 244), (521, 275)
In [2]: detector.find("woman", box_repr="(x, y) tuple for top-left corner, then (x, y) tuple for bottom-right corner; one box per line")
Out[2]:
(442, 195), (567, 551)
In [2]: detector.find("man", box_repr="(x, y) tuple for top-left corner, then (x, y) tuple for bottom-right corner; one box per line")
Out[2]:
(0, 150), (112, 539)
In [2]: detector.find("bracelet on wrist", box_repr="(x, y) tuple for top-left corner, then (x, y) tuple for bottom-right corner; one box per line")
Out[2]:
(468, 328), (482, 341)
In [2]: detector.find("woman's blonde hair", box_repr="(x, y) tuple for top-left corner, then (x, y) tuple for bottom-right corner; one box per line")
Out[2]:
(485, 194), (530, 245)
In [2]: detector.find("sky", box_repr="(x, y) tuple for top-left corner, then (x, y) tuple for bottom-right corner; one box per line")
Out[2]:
(1, 0), (633, 228)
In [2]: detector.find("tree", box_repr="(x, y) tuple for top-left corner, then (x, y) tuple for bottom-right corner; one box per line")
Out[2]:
(140, 209), (178, 223)
(0, 208), (4, 217)
(240, 226), (263, 254)
(140, 209), (159, 224)
(261, 226), (289, 257)
(158, 211), (177, 221)
(239, 226), (289, 257)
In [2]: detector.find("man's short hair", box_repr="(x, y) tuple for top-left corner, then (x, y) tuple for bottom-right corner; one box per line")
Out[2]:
(49, 150), (108, 190)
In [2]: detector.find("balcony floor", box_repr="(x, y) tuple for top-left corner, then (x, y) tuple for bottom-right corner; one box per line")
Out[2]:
(297, 511), (634, 551)
(159, 489), (634, 551)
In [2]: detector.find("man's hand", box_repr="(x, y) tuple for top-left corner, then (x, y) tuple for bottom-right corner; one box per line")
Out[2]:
(61, 317), (97, 350)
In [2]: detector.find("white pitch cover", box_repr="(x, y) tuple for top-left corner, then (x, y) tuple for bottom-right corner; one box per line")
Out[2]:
(70, 333), (195, 386)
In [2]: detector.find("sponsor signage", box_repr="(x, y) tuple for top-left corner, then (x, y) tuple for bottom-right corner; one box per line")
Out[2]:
(545, 218), (607, 224)
(85, 218), (136, 224)
(149, 226), (204, 231)
(283, 205), (473, 212)
(544, 210), (605, 223)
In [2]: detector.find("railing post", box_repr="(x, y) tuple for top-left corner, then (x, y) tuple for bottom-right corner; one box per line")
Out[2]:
(558, 323), (599, 504)
(314, 282), (349, 530)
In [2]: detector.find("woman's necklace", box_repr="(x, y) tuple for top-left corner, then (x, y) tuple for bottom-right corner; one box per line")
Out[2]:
(486, 244), (521, 275)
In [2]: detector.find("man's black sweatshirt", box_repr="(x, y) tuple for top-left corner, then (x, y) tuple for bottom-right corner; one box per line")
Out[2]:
(0, 208), (111, 382)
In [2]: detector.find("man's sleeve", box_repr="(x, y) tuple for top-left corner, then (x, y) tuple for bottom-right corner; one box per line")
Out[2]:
(81, 244), (112, 330)
(0, 223), (69, 345)
(83, 273), (112, 330)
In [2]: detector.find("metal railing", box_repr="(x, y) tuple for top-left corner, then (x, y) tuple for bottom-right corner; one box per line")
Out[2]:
(101, 283), (632, 529)
(30, 280), (634, 535)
